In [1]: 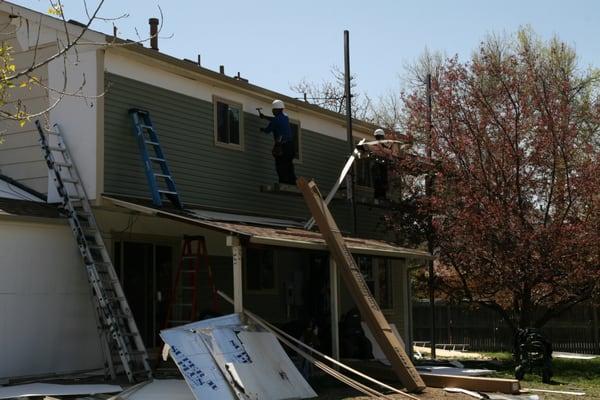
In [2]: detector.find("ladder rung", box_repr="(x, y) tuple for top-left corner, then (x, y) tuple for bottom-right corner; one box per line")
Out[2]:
(145, 140), (160, 146)
(158, 190), (177, 195)
(94, 261), (111, 267)
(139, 124), (154, 131)
(129, 350), (149, 357)
(106, 296), (127, 303)
(53, 161), (72, 168)
(154, 173), (171, 178)
(62, 177), (79, 184)
(47, 145), (66, 152)
(148, 157), (166, 163)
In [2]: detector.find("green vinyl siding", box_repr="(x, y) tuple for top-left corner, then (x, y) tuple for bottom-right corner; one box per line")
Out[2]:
(104, 73), (385, 237)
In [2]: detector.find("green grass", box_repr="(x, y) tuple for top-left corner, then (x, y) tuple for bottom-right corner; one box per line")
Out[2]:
(478, 352), (600, 399)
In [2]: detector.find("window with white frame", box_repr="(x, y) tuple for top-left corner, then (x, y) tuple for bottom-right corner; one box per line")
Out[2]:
(355, 255), (393, 310)
(214, 97), (243, 148)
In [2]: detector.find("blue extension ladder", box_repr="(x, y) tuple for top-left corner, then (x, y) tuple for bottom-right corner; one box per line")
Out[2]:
(129, 109), (183, 209)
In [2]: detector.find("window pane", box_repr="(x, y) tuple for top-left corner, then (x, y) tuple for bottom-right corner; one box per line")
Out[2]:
(228, 107), (240, 145)
(357, 158), (373, 187)
(376, 258), (393, 309)
(291, 123), (300, 159)
(246, 249), (261, 290)
(260, 249), (275, 289)
(246, 248), (275, 291)
(216, 102), (229, 143)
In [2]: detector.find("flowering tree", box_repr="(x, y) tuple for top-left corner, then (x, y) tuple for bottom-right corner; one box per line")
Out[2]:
(395, 30), (600, 332)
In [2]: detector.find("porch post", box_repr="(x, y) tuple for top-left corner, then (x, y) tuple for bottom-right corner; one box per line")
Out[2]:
(227, 236), (243, 313)
(329, 255), (340, 361)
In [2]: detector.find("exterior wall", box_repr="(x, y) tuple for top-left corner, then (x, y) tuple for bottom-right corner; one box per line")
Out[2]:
(0, 217), (103, 379)
(47, 46), (103, 200)
(0, 13), (52, 194)
(103, 73), (385, 236)
(0, 9), (103, 198)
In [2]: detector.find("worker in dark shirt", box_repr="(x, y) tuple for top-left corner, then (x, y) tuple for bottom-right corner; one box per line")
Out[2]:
(259, 99), (297, 184)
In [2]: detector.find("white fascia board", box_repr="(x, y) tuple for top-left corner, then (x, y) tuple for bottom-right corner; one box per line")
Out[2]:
(249, 235), (432, 260)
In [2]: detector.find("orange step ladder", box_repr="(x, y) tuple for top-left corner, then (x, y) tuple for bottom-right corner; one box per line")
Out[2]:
(164, 236), (217, 327)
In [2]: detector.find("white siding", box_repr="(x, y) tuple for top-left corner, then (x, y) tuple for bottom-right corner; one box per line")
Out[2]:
(0, 13), (52, 194)
(0, 218), (103, 379)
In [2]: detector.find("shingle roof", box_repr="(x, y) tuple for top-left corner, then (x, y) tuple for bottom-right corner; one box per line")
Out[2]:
(103, 194), (431, 259)
(0, 198), (61, 219)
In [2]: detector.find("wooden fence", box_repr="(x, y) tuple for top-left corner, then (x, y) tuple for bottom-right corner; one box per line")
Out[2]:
(412, 301), (600, 354)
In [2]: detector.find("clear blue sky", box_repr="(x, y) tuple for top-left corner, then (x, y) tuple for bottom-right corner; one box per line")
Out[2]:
(14, 0), (600, 99)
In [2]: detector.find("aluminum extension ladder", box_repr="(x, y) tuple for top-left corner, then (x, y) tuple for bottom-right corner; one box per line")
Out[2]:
(36, 120), (152, 383)
(128, 109), (183, 209)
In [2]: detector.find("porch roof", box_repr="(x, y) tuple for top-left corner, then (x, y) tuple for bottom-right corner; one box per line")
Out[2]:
(102, 195), (432, 260)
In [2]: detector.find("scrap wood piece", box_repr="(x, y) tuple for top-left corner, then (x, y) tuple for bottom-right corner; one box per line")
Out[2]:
(444, 387), (539, 400)
(421, 373), (520, 395)
(297, 177), (425, 393)
(522, 387), (586, 396)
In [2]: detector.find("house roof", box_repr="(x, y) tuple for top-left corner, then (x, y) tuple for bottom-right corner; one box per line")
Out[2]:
(102, 195), (432, 260)
(0, 1), (379, 136)
(0, 197), (61, 219)
(0, 174), (46, 202)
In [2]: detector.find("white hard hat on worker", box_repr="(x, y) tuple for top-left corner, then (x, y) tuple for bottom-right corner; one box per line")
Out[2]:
(272, 99), (285, 110)
(374, 128), (385, 139)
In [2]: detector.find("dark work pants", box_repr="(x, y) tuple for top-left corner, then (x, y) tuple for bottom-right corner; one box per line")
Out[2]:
(275, 141), (297, 184)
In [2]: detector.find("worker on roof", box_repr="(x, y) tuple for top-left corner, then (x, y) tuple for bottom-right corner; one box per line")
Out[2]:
(259, 99), (297, 185)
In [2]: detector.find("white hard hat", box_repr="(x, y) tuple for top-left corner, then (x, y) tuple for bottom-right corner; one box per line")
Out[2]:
(374, 128), (385, 138)
(272, 99), (285, 109)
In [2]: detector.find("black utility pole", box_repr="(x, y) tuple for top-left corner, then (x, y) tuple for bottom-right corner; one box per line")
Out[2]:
(426, 73), (436, 359)
(344, 30), (357, 234)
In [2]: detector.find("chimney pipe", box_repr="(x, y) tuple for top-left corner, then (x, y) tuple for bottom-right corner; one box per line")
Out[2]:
(149, 18), (159, 50)
(197, 54), (201, 66)
(219, 65), (225, 74)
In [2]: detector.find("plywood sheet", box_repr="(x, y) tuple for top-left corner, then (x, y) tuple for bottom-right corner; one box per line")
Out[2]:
(232, 331), (317, 399)
(125, 379), (194, 400)
(160, 328), (236, 400)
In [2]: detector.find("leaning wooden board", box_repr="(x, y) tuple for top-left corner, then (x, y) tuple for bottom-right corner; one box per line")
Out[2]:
(297, 178), (426, 393)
